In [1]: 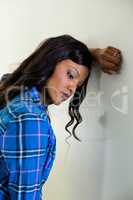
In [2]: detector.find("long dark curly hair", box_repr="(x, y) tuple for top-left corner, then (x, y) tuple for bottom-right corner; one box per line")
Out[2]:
(0, 34), (93, 142)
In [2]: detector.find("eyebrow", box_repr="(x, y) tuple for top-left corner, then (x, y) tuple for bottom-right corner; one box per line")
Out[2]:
(72, 67), (80, 77)
(72, 67), (85, 86)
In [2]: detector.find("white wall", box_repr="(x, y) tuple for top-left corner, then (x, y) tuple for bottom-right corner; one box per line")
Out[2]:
(100, 1), (133, 200)
(0, 1), (132, 200)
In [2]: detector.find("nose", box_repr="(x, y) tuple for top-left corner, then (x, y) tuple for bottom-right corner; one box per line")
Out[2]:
(67, 81), (77, 96)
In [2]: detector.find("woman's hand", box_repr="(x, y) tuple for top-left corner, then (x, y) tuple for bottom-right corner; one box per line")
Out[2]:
(89, 47), (122, 74)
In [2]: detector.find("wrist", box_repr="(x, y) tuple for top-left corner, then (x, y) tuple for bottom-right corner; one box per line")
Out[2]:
(89, 48), (101, 62)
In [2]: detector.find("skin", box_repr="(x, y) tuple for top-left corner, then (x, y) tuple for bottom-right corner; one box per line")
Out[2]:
(89, 46), (122, 74)
(42, 59), (89, 105)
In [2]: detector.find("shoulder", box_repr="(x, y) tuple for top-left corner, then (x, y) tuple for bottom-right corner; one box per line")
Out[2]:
(1, 86), (48, 119)
(8, 100), (45, 118)
(0, 98), (49, 134)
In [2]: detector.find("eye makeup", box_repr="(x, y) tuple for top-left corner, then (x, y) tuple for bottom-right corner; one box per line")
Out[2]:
(67, 70), (77, 79)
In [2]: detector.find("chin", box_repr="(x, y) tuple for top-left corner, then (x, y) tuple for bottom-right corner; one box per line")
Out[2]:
(46, 93), (61, 105)
(53, 100), (62, 105)
(52, 97), (63, 105)
(50, 93), (64, 105)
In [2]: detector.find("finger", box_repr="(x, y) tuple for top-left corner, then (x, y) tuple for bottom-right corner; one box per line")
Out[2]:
(106, 70), (120, 75)
(102, 54), (121, 65)
(107, 64), (120, 73)
(107, 46), (121, 54)
(101, 60), (120, 71)
(106, 49), (122, 59)
(102, 68), (114, 75)
(106, 46), (121, 56)
(102, 67), (120, 75)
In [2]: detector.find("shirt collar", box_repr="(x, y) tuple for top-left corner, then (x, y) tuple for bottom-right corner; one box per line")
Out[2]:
(19, 86), (48, 110)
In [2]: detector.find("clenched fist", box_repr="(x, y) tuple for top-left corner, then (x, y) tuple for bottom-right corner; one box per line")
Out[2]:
(89, 46), (122, 74)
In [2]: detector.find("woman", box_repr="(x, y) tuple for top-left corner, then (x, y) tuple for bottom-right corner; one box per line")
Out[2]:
(0, 34), (122, 200)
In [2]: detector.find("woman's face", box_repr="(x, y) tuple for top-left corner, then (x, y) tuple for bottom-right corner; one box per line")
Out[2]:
(44, 59), (89, 105)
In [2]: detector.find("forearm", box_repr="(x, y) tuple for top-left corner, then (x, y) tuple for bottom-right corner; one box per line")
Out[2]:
(88, 48), (100, 62)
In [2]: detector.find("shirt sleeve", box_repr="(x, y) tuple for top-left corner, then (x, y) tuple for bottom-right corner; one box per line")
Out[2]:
(0, 153), (10, 200)
(0, 112), (55, 200)
(41, 127), (56, 184)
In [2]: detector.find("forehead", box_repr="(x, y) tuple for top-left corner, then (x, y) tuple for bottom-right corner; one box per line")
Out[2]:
(55, 59), (89, 78)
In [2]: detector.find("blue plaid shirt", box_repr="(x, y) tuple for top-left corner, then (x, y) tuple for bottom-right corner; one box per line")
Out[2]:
(0, 86), (56, 200)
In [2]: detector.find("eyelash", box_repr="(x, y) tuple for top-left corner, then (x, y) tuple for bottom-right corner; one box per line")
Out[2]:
(67, 71), (84, 87)
(67, 71), (75, 80)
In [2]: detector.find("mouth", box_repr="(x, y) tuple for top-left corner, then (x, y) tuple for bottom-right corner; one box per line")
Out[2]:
(61, 92), (70, 101)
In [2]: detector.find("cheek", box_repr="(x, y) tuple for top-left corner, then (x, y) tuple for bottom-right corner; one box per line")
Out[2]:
(53, 73), (68, 90)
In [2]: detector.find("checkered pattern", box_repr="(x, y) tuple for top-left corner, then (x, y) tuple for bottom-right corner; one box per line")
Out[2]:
(0, 86), (56, 200)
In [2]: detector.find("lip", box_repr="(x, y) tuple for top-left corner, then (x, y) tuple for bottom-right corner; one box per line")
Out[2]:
(61, 92), (70, 101)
